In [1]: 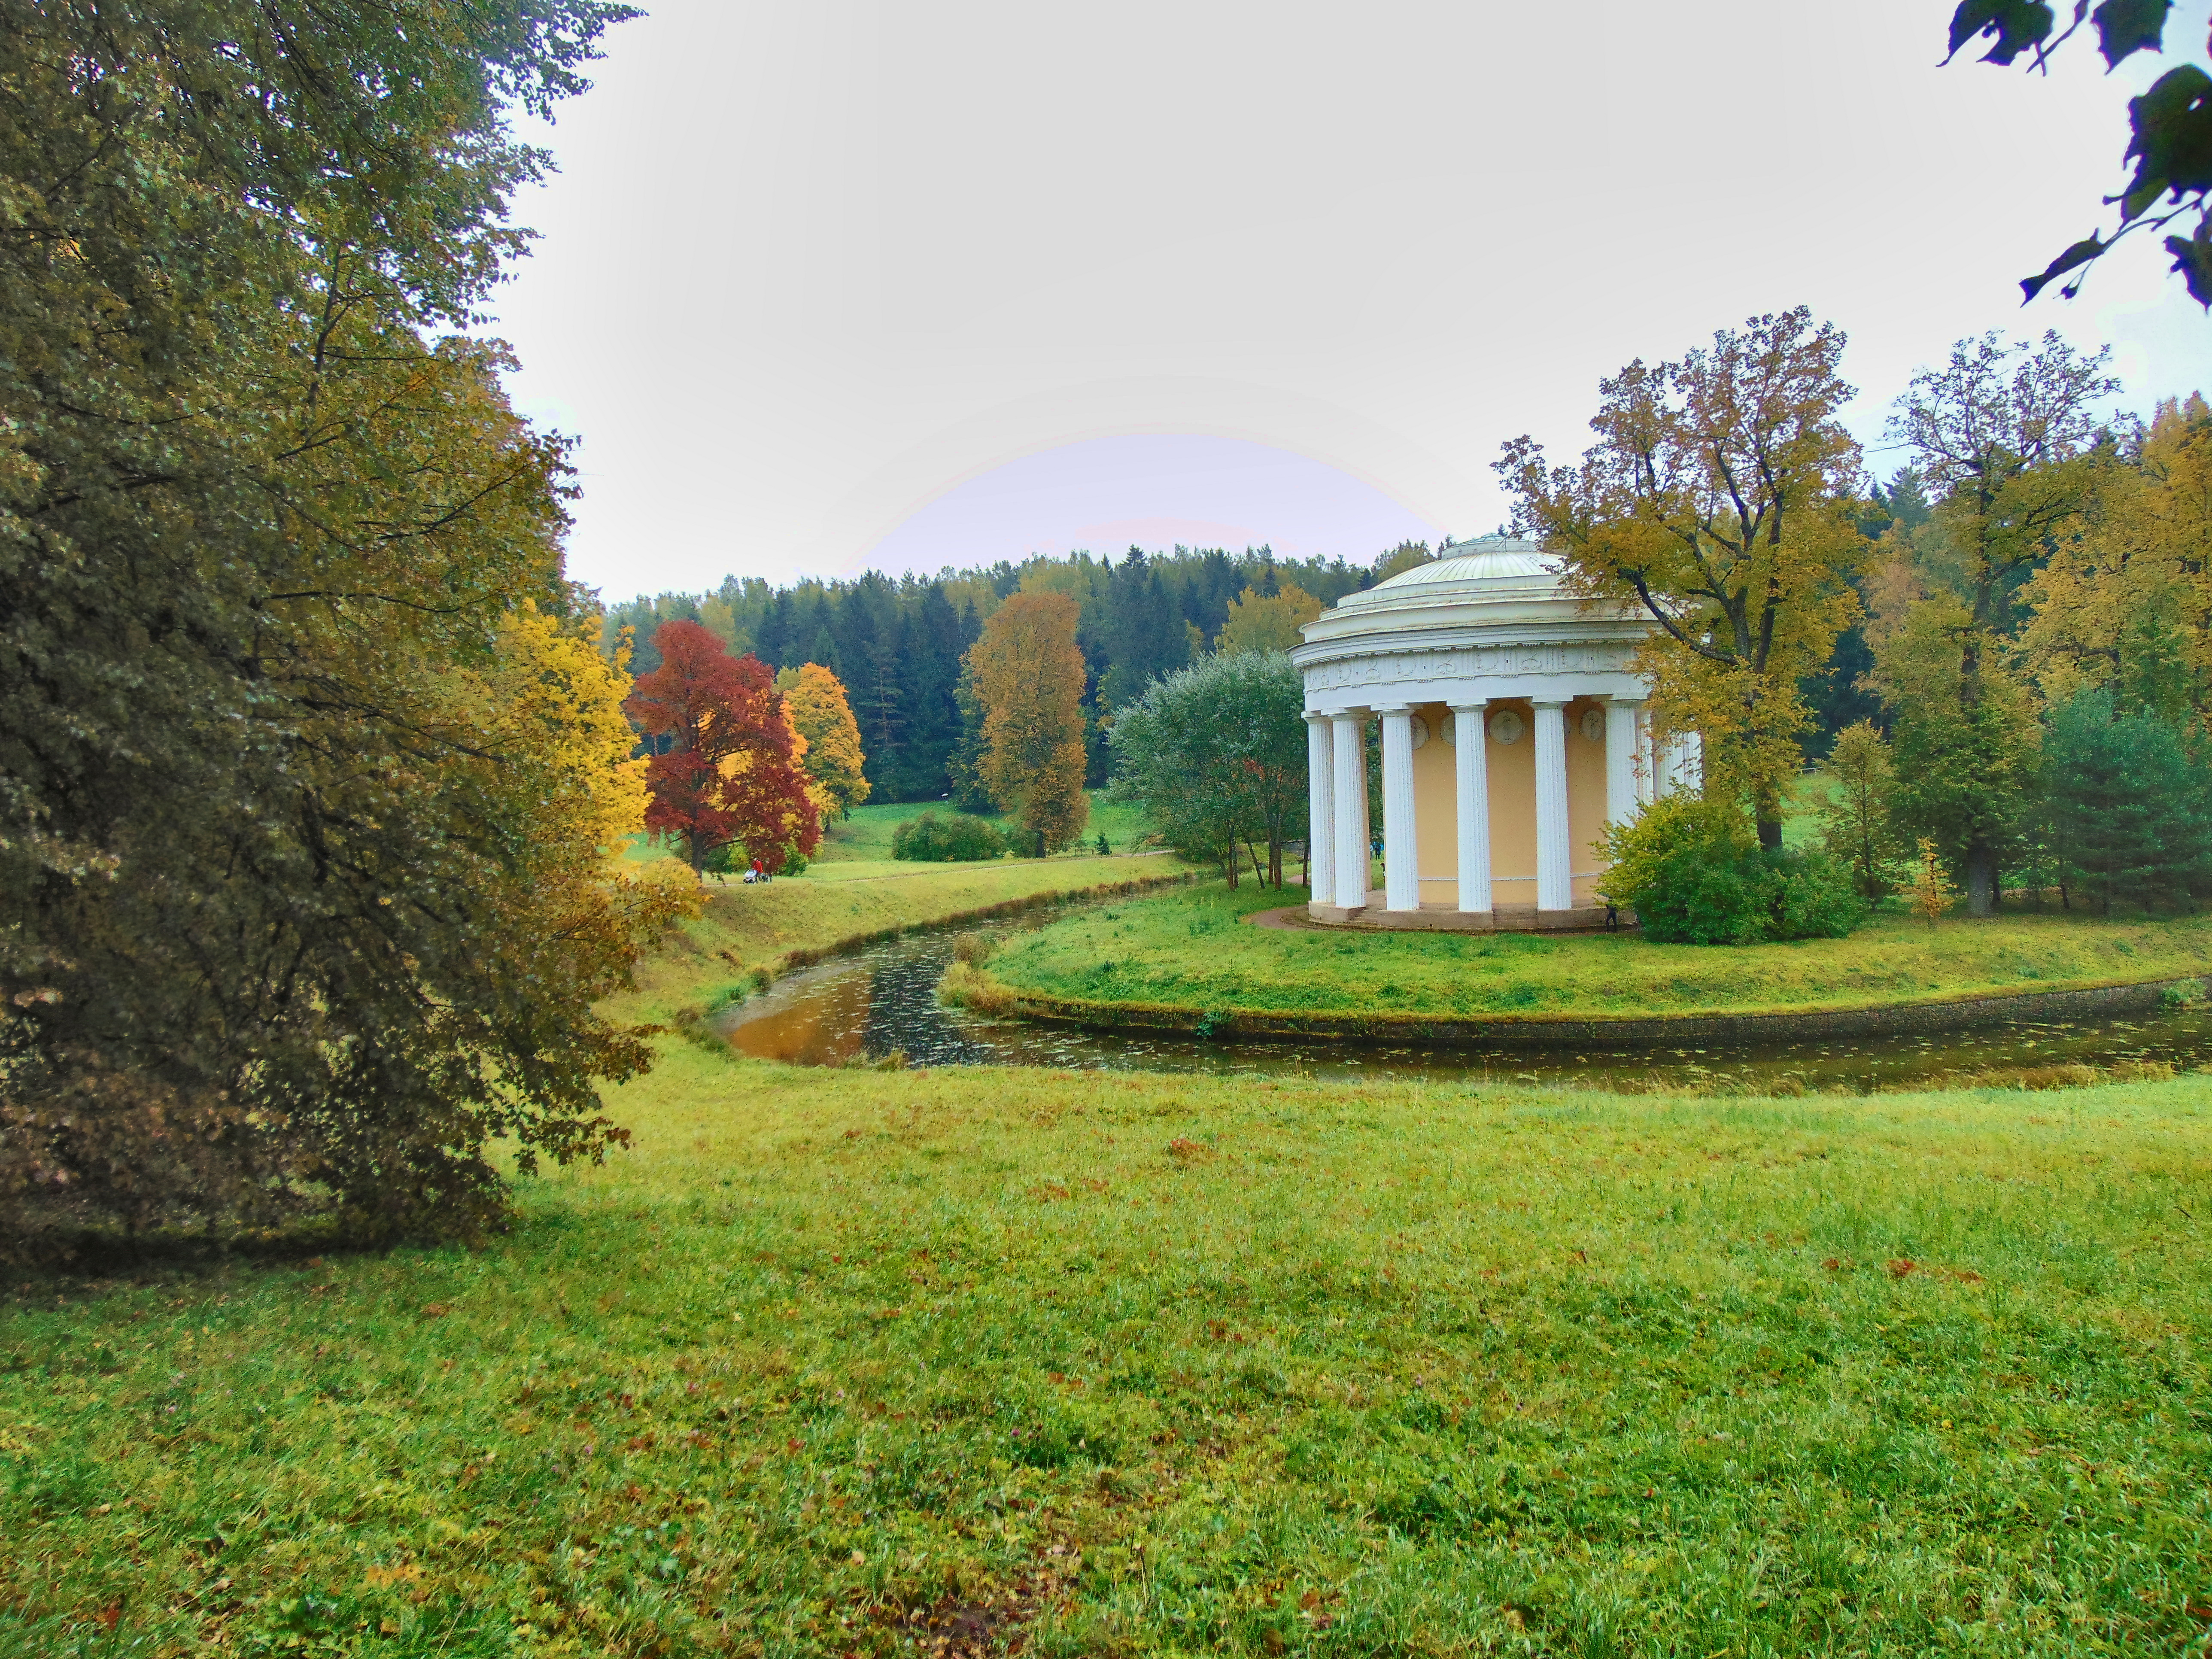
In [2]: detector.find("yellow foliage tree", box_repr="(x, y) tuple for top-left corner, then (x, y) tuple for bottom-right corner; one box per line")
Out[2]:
(454, 602), (701, 1005)
(967, 591), (1091, 852)
(1216, 583), (1324, 655)
(775, 663), (871, 819)
(1497, 308), (1866, 849)
(2023, 395), (2212, 721)
(465, 605), (654, 856)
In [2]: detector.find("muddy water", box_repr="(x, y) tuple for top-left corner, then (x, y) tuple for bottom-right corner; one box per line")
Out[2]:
(712, 906), (2212, 1092)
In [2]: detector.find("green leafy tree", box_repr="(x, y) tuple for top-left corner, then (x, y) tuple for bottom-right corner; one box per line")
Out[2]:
(1875, 596), (2044, 910)
(0, 0), (672, 1255)
(1107, 651), (1309, 888)
(1884, 331), (2118, 911)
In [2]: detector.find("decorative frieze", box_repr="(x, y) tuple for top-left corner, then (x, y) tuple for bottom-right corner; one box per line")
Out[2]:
(1303, 639), (1635, 694)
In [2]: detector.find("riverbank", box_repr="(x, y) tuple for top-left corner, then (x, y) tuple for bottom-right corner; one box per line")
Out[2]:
(960, 880), (2212, 1036)
(614, 854), (1194, 1027)
(6, 1054), (2208, 1655)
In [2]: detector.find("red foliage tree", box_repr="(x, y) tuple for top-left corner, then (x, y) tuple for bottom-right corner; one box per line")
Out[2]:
(623, 620), (820, 873)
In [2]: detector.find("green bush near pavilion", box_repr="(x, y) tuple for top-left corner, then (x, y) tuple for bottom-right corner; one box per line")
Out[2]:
(1599, 796), (1863, 945)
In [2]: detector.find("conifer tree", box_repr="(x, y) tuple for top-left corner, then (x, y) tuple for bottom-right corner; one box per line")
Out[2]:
(2043, 690), (2212, 913)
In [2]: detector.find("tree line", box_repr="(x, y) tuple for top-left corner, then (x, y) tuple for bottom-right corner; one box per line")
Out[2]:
(601, 545), (1395, 806)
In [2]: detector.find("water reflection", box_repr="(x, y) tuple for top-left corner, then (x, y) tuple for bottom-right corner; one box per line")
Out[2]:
(715, 908), (2212, 1092)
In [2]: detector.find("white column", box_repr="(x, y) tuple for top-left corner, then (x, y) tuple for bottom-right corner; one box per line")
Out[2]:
(1533, 700), (1572, 912)
(1452, 702), (1491, 913)
(1330, 711), (1368, 911)
(1378, 706), (1419, 912)
(1304, 714), (1334, 907)
(1605, 698), (1643, 827)
(1635, 705), (1656, 807)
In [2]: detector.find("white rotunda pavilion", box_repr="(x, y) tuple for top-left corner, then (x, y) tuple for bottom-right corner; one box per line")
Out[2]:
(1291, 537), (1698, 929)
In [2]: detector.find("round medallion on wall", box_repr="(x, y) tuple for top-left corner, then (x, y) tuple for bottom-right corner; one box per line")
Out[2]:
(1579, 706), (1606, 741)
(1488, 708), (1525, 745)
(1408, 715), (1430, 750)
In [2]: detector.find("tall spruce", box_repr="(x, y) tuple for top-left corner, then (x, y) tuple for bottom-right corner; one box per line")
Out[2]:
(2043, 691), (2212, 913)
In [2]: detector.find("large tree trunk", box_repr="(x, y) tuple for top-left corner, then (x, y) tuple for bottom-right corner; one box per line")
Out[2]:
(1965, 839), (1996, 917)
(1756, 814), (1784, 852)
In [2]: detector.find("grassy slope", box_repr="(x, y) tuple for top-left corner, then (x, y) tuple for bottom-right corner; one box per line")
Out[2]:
(4, 1055), (2209, 1656)
(623, 793), (1158, 883)
(618, 853), (1186, 1027)
(979, 881), (2212, 1021)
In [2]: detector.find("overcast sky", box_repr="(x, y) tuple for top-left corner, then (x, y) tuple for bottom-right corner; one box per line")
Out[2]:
(483, 0), (2212, 600)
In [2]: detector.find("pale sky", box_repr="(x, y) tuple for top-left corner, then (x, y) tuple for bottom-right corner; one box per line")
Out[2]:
(482, 0), (2212, 599)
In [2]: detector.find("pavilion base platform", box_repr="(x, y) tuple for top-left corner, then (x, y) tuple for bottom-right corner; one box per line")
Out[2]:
(1299, 894), (1630, 933)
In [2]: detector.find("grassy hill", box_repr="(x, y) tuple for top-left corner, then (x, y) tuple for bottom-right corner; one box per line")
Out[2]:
(3, 1050), (2209, 1656)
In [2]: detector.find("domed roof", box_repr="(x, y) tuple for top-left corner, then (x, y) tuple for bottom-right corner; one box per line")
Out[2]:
(1352, 536), (1563, 604)
(1294, 534), (1647, 660)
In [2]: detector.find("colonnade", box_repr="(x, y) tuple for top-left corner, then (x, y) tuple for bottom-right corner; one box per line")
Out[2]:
(1304, 697), (1696, 917)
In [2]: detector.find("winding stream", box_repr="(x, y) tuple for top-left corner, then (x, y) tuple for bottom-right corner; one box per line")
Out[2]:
(713, 902), (2212, 1092)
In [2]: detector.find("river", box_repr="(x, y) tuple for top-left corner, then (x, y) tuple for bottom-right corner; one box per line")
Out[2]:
(712, 902), (2212, 1092)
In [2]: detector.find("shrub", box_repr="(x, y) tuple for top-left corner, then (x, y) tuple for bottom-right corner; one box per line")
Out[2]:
(892, 811), (1007, 863)
(1600, 796), (1862, 945)
(780, 846), (810, 877)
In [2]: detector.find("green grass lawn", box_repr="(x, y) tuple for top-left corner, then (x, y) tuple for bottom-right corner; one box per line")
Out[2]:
(975, 881), (2212, 1022)
(5, 1052), (2209, 1656)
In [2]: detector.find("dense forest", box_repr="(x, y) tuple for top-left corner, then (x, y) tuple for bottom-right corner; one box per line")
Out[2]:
(601, 544), (1416, 803)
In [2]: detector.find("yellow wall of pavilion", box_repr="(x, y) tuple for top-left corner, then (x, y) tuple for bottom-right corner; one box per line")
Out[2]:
(1409, 696), (1614, 908)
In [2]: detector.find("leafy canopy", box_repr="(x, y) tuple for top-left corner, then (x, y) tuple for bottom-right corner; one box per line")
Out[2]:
(1942, 0), (2212, 305)
(625, 621), (820, 875)
(0, 0), (676, 1255)
(1109, 651), (1309, 889)
(1498, 308), (1866, 846)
